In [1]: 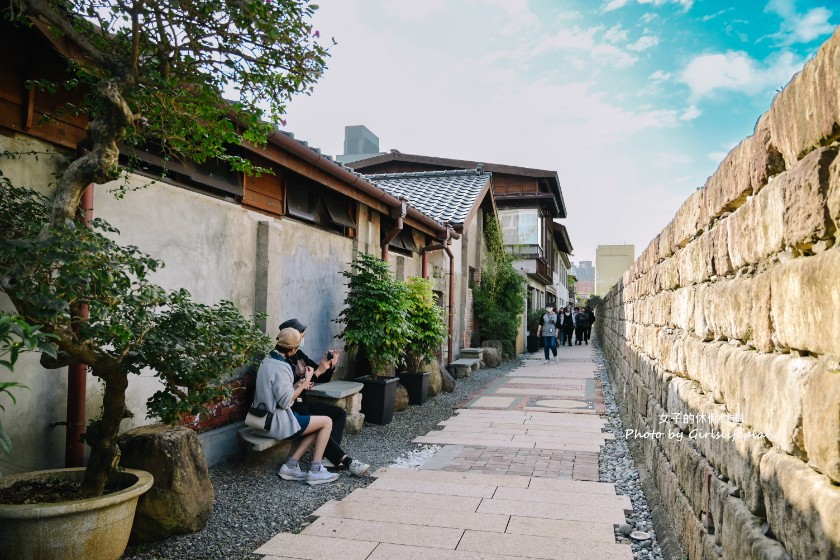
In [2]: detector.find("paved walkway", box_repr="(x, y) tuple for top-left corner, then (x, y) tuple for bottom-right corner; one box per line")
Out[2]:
(253, 343), (633, 560)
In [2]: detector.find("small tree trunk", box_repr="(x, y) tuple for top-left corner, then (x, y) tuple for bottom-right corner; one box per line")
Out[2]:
(81, 370), (129, 496)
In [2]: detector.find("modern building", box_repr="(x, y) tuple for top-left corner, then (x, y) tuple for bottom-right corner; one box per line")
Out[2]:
(595, 245), (635, 295)
(335, 125), (383, 164)
(570, 261), (595, 302)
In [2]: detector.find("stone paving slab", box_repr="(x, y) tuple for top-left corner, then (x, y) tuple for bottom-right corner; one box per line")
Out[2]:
(503, 377), (590, 386)
(254, 533), (377, 559)
(477, 498), (627, 524)
(493, 486), (633, 511)
(311, 500), (509, 532)
(366, 543), (532, 560)
(469, 396), (518, 408)
(302, 517), (463, 549)
(495, 387), (587, 397)
(413, 435), (537, 449)
(367, 476), (498, 497)
(457, 530), (633, 560)
(341, 487), (483, 512)
(525, 477), (619, 494)
(505, 516), (616, 543)
(372, 467), (531, 487)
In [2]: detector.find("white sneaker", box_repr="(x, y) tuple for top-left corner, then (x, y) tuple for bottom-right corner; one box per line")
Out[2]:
(307, 465), (339, 486)
(321, 457), (335, 468)
(278, 464), (307, 481)
(348, 459), (370, 477)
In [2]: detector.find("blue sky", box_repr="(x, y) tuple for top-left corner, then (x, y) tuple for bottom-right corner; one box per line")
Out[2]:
(282, 0), (837, 263)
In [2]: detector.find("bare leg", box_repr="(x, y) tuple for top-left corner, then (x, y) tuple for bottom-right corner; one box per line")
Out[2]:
(295, 416), (333, 462)
(289, 433), (317, 460)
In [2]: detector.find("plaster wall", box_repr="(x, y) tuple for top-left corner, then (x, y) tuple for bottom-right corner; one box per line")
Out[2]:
(597, 28), (840, 560)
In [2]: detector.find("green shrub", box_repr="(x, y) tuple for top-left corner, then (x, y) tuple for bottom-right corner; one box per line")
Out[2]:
(403, 277), (446, 373)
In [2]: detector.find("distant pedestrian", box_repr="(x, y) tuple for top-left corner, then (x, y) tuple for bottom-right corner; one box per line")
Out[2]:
(560, 306), (575, 346)
(573, 307), (585, 345)
(536, 305), (558, 362)
(582, 307), (595, 344)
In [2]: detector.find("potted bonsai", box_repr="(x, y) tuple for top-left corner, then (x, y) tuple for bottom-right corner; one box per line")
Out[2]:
(399, 277), (446, 405)
(0, 184), (271, 559)
(337, 252), (408, 424)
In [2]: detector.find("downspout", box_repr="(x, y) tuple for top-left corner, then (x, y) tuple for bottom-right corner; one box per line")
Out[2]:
(381, 198), (407, 262)
(421, 226), (461, 365)
(66, 181), (93, 467)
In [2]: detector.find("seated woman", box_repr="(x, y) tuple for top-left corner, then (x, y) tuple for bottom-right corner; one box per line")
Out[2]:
(252, 327), (338, 485)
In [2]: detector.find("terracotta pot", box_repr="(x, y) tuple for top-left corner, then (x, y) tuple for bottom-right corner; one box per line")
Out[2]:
(0, 467), (153, 560)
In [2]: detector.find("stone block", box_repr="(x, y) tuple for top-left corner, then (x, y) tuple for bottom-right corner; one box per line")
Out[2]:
(748, 176), (786, 265)
(670, 286), (695, 330)
(307, 381), (364, 399)
(727, 351), (814, 456)
(394, 384), (409, 411)
(427, 363), (443, 396)
(659, 222), (675, 260)
(707, 223), (732, 277)
(770, 248), (840, 356)
(802, 364), (840, 483)
(238, 427), (295, 465)
(767, 27), (840, 167)
(749, 273), (774, 352)
(721, 497), (791, 560)
(118, 425), (213, 543)
(829, 148), (840, 232)
(481, 346), (501, 368)
(749, 112), (787, 194)
(345, 412), (365, 434)
(673, 190), (706, 249)
(760, 450), (840, 560)
(307, 392), (362, 416)
(782, 147), (838, 250)
(703, 137), (754, 221)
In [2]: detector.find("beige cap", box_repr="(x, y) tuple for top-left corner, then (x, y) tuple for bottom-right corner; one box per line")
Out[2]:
(275, 327), (303, 350)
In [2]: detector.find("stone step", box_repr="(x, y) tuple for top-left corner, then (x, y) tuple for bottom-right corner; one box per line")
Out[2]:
(449, 358), (481, 379)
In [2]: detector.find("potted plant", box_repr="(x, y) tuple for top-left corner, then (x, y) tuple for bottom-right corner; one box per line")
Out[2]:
(399, 277), (446, 405)
(0, 183), (272, 558)
(337, 252), (408, 424)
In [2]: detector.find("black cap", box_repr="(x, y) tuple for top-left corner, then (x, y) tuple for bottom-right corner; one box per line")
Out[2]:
(278, 318), (307, 332)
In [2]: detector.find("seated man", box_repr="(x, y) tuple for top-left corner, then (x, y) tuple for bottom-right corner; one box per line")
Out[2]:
(278, 318), (370, 476)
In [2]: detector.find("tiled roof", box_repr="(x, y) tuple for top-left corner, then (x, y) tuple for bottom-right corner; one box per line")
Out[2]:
(365, 169), (492, 226)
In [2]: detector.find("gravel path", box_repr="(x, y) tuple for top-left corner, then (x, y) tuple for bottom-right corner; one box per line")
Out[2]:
(122, 360), (520, 560)
(593, 341), (667, 560)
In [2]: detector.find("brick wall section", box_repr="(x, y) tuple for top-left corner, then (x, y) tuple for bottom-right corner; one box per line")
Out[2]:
(597, 28), (840, 560)
(178, 371), (256, 432)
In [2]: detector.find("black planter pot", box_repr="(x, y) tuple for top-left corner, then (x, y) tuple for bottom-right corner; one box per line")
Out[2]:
(358, 376), (399, 425)
(527, 335), (540, 353)
(397, 371), (430, 405)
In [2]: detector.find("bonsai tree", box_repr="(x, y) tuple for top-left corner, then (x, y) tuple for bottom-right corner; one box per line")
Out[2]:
(337, 252), (409, 377)
(0, 183), (271, 495)
(403, 277), (446, 374)
(0, 0), (328, 497)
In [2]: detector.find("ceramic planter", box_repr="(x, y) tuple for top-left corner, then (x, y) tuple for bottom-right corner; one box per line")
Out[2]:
(397, 371), (430, 405)
(0, 467), (153, 560)
(357, 376), (399, 425)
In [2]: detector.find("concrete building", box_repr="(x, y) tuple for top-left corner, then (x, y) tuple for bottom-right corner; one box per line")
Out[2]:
(335, 125), (383, 164)
(595, 244), (635, 295)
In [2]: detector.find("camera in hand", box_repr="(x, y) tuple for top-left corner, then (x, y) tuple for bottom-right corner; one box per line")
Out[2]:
(326, 351), (334, 360)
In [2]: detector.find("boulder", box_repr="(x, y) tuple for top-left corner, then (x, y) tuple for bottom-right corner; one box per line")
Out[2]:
(481, 346), (502, 368)
(482, 340), (503, 354)
(118, 424), (214, 543)
(395, 384), (409, 411)
(440, 363), (456, 393)
(427, 363), (443, 396)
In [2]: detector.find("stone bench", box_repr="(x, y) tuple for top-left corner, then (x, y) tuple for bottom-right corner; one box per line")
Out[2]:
(448, 358), (481, 379)
(237, 427), (297, 465)
(460, 348), (485, 366)
(305, 380), (365, 434)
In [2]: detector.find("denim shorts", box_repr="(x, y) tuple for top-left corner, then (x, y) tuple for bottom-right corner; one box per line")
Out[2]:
(284, 412), (310, 440)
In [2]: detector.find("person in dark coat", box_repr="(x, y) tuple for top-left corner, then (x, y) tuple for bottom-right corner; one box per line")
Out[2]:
(559, 306), (575, 346)
(278, 318), (369, 477)
(582, 307), (595, 344)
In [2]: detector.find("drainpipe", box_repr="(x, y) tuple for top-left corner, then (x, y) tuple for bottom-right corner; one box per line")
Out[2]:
(421, 226), (461, 365)
(381, 198), (407, 262)
(66, 181), (93, 467)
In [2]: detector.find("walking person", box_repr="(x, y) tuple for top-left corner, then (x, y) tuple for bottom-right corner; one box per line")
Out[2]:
(560, 306), (575, 347)
(574, 307), (585, 345)
(536, 304), (559, 362)
(278, 318), (370, 477)
(582, 307), (595, 344)
(252, 328), (339, 485)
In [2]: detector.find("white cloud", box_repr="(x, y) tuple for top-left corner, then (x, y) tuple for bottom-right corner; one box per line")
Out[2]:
(679, 105), (701, 121)
(533, 26), (639, 68)
(766, 1), (835, 45)
(702, 8), (735, 22)
(605, 25), (629, 44)
(650, 69), (671, 82)
(603, 0), (630, 12)
(680, 50), (805, 98)
(627, 34), (659, 51)
(638, 0), (694, 12)
(381, 0), (447, 21)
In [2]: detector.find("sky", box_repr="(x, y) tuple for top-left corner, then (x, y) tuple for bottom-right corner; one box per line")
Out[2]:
(281, 0), (838, 264)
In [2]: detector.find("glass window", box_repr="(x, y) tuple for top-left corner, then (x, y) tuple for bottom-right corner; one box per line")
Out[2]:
(499, 209), (541, 246)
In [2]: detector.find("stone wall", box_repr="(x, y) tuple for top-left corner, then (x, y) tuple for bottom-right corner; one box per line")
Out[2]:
(597, 28), (840, 560)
